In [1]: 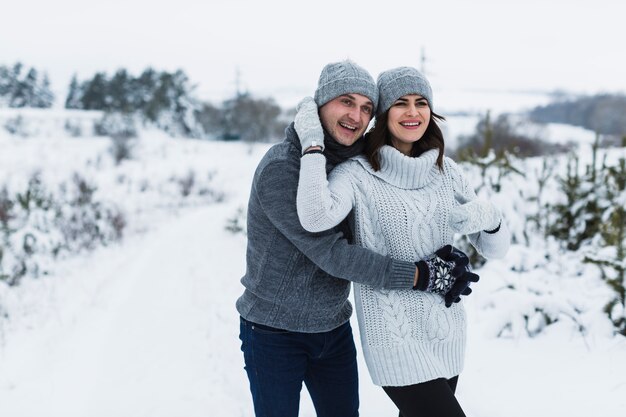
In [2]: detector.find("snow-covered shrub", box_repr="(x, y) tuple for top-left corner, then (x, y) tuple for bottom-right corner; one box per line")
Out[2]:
(3, 116), (28, 137)
(536, 138), (626, 335)
(177, 170), (196, 198)
(1, 173), (56, 285)
(55, 173), (126, 252)
(165, 170), (224, 204)
(94, 112), (139, 165)
(453, 148), (525, 267)
(109, 136), (136, 165)
(579, 156), (626, 335)
(0, 187), (13, 226)
(0, 173), (126, 286)
(458, 138), (626, 338)
(479, 244), (597, 339)
(545, 149), (605, 251)
(64, 119), (83, 137)
(95, 112), (138, 139)
(196, 171), (224, 202)
(225, 207), (247, 235)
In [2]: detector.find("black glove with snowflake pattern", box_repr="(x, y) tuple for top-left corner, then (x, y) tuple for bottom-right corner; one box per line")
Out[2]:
(414, 245), (479, 307)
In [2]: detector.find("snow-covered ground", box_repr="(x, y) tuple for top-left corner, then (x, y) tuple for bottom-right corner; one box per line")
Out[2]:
(1, 112), (625, 417)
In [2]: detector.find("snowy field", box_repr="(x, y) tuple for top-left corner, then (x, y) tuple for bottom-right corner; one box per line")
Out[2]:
(1, 110), (625, 417)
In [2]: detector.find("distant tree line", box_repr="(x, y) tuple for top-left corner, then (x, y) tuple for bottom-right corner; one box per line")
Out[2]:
(65, 68), (203, 137)
(1, 61), (288, 142)
(529, 94), (626, 136)
(0, 62), (55, 108)
(65, 67), (288, 141)
(196, 92), (286, 142)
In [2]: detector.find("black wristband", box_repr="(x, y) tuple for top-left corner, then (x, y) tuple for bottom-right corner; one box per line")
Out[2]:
(302, 148), (323, 156)
(484, 221), (501, 234)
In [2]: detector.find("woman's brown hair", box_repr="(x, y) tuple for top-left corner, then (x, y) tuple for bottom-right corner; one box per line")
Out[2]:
(364, 110), (446, 171)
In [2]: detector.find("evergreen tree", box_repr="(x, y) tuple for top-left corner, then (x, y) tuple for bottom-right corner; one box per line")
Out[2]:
(109, 69), (133, 113)
(0, 65), (11, 106)
(583, 157), (626, 335)
(0, 63), (54, 108)
(9, 64), (29, 108)
(546, 136), (605, 250)
(148, 71), (173, 122)
(65, 74), (83, 109)
(540, 134), (626, 334)
(136, 68), (158, 118)
(167, 69), (200, 136)
(36, 73), (55, 108)
(81, 72), (108, 110)
(140, 69), (201, 136)
(23, 68), (39, 106)
(10, 62), (23, 84)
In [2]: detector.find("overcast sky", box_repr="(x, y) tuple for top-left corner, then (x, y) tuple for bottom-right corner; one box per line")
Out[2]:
(2, 0), (624, 106)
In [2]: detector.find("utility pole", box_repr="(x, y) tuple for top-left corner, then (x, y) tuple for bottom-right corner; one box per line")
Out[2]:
(420, 47), (427, 76)
(235, 66), (242, 98)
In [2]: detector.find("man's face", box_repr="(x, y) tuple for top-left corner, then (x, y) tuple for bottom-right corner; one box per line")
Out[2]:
(318, 94), (374, 146)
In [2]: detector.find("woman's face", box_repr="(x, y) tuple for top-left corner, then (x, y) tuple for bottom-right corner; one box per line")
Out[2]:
(387, 94), (431, 155)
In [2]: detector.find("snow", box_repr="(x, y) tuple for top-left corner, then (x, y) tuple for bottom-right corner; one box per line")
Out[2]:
(0, 108), (103, 138)
(435, 88), (554, 116)
(1, 113), (626, 417)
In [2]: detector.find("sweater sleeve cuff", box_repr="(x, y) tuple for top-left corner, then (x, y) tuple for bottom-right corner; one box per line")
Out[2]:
(383, 260), (417, 290)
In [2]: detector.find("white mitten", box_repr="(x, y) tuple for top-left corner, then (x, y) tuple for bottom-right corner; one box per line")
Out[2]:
(295, 97), (324, 154)
(449, 194), (501, 234)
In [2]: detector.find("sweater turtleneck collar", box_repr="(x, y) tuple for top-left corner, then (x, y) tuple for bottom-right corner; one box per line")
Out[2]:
(354, 146), (442, 190)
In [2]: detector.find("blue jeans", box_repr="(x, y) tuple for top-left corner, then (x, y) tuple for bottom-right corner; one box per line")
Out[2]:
(239, 317), (359, 417)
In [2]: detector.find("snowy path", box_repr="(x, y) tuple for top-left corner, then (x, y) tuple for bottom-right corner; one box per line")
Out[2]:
(0, 204), (256, 417)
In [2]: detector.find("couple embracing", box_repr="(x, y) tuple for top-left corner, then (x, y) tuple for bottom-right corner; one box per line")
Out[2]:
(236, 60), (510, 417)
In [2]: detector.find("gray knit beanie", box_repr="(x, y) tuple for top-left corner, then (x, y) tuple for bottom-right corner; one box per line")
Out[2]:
(314, 60), (378, 110)
(376, 67), (433, 115)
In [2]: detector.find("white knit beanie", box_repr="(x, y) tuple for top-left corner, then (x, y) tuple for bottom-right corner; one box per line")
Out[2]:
(314, 60), (378, 110)
(377, 67), (433, 115)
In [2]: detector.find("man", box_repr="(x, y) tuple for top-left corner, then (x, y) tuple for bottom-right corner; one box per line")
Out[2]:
(236, 60), (473, 417)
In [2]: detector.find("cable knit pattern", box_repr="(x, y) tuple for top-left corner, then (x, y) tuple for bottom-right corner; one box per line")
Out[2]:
(297, 145), (511, 386)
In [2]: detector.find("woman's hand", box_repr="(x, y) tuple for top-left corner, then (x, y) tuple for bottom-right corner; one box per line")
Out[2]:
(295, 97), (325, 154)
(449, 193), (501, 234)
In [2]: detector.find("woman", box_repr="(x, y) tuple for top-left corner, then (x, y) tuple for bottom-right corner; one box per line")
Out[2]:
(295, 67), (510, 417)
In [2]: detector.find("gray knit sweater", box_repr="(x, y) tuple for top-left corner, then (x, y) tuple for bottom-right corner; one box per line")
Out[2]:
(297, 145), (510, 386)
(235, 125), (417, 333)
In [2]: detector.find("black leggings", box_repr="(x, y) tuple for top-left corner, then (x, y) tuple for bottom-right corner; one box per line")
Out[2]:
(382, 376), (465, 417)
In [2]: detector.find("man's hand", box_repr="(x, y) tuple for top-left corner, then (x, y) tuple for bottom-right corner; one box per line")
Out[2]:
(295, 97), (325, 154)
(414, 245), (479, 307)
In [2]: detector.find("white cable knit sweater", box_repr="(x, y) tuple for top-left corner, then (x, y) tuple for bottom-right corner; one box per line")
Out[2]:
(297, 145), (510, 386)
